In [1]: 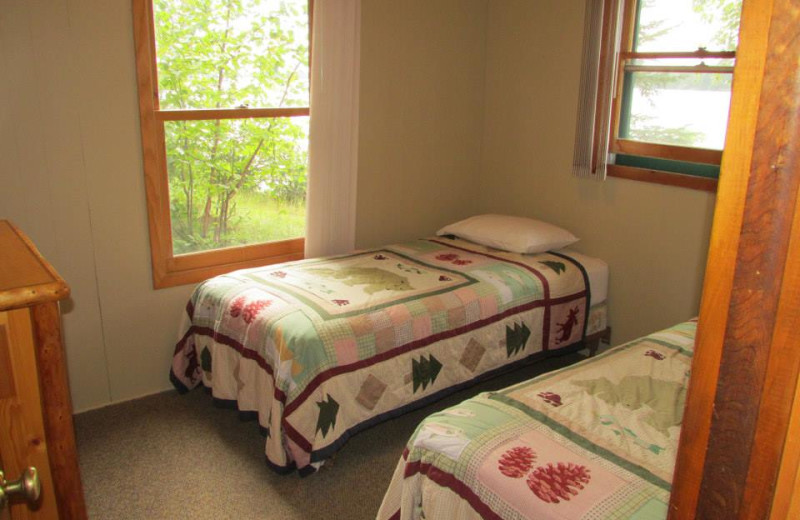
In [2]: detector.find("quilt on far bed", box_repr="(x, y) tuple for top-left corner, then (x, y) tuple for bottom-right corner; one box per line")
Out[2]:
(170, 236), (591, 474)
(377, 320), (696, 520)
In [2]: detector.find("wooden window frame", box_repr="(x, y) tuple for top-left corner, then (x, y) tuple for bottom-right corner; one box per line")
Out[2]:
(605, 0), (738, 192)
(132, 0), (311, 289)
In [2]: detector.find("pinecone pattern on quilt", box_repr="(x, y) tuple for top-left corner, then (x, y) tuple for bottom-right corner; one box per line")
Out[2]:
(526, 462), (591, 503)
(497, 446), (537, 478)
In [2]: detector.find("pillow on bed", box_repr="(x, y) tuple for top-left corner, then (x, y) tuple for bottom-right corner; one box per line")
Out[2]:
(436, 214), (578, 254)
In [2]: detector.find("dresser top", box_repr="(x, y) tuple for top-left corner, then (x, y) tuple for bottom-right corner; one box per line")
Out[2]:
(0, 220), (69, 311)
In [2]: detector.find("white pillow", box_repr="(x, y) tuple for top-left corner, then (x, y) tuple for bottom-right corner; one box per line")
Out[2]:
(436, 214), (578, 254)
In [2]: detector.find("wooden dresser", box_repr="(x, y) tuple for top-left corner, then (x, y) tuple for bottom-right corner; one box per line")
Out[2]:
(0, 221), (87, 519)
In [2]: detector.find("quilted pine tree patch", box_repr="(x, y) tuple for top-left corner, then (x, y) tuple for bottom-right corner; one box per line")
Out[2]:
(316, 395), (339, 437)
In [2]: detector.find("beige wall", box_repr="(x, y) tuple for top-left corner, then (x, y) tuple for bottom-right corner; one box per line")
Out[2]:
(355, 0), (488, 248)
(479, 1), (716, 343)
(1, 0), (195, 412)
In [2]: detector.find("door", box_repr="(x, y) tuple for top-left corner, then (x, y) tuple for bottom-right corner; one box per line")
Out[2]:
(0, 310), (58, 519)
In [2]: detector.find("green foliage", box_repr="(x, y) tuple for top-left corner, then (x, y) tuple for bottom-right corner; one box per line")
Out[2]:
(627, 114), (703, 147)
(171, 192), (305, 254)
(154, 0), (309, 255)
(635, 0), (674, 50)
(692, 0), (743, 50)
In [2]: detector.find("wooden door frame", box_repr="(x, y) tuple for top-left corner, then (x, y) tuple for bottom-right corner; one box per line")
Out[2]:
(668, 0), (800, 517)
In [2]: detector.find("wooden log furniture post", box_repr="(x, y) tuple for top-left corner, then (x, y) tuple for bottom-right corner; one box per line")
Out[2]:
(669, 0), (800, 518)
(0, 221), (87, 519)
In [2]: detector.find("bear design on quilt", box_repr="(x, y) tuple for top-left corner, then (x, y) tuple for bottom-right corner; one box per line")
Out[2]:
(572, 375), (686, 435)
(304, 267), (414, 294)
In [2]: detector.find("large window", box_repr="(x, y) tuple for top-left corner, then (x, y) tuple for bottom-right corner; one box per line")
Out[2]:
(607, 0), (742, 191)
(133, 0), (310, 288)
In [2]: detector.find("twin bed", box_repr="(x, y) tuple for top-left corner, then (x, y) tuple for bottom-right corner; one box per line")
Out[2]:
(376, 319), (695, 519)
(170, 216), (610, 475)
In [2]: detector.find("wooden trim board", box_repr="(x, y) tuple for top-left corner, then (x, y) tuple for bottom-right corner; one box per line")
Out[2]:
(668, 0), (800, 517)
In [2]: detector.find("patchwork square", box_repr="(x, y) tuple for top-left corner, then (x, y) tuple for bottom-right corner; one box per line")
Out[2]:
(438, 292), (462, 309)
(479, 296), (498, 318)
(356, 374), (388, 410)
(430, 311), (449, 333)
(460, 339), (486, 372)
(333, 339), (358, 366)
(464, 299), (481, 325)
(412, 316), (433, 339)
(448, 306), (467, 329)
(423, 297), (446, 313)
(386, 305), (413, 325)
(349, 315), (373, 336)
(395, 321), (414, 346)
(369, 311), (393, 330)
(375, 327), (397, 354)
(454, 287), (478, 305)
(356, 334), (375, 358)
(406, 300), (430, 317)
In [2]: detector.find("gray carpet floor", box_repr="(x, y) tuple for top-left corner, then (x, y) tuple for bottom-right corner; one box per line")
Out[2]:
(74, 352), (584, 520)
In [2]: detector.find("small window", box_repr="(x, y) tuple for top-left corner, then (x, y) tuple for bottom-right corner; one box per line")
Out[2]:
(608, 0), (742, 191)
(133, 0), (311, 288)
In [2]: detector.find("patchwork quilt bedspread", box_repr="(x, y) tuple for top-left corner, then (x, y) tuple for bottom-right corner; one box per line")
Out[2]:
(377, 320), (696, 519)
(170, 236), (592, 475)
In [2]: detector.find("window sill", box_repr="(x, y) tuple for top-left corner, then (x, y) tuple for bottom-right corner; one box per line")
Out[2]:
(151, 238), (305, 289)
(607, 164), (718, 192)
